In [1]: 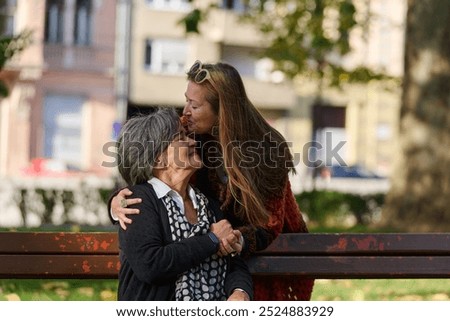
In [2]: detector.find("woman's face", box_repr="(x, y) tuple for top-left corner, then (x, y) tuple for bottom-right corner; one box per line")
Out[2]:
(183, 81), (218, 135)
(159, 126), (202, 171)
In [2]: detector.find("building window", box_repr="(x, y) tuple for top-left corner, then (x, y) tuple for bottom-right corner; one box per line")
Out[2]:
(145, 0), (190, 11)
(144, 38), (187, 74)
(4, 0), (17, 5)
(222, 45), (284, 82)
(74, 0), (92, 46)
(221, 0), (255, 13)
(221, 0), (243, 10)
(144, 39), (152, 68)
(43, 94), (84, 170)
(1, 15), (14, 36)
(45, 0), (64, 44)
(0, 0), (17, 36)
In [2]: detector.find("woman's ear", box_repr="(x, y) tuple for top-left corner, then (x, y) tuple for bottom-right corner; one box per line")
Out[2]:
(153, 155), (164, 169)
(154, 154), (166, 169)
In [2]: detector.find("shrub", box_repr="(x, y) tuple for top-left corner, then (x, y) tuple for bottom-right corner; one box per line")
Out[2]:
(295, 191), (385, 227)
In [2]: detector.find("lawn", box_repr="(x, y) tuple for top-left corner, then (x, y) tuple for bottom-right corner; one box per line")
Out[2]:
(311, 279), (450, 301)
(0, 279), (118, 301)
(1, 278), (449, 301)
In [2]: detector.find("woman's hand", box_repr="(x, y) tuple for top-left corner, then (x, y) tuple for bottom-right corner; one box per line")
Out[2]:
(111, 188), (142, 230)
(227, 289), (250, 301)
(219, 230), (243, 257)
(210, 219), (233, 240)
(209, 221), (244, 256)
(210, 220), (236, 256)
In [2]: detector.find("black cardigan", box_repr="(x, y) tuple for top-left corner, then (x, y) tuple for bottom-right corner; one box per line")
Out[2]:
(117, 182), (253, 301)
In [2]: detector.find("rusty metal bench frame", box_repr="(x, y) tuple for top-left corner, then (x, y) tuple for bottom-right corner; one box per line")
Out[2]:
(0, 232), (449, 279)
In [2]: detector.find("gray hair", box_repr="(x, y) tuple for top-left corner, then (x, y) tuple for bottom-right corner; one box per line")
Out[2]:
(117, 107), (180, 186)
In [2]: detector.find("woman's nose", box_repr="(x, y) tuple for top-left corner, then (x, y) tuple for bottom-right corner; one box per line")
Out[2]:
(182, 105), (191, 115)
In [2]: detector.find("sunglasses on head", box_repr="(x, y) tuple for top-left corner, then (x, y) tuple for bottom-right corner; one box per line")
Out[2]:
(189, 60), (211, 84)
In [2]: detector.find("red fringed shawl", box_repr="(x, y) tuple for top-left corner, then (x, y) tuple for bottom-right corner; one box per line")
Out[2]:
(252, 181), (314, 301)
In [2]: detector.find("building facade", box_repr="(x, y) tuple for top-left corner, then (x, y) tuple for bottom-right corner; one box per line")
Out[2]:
(305, 0), (406, 178)
(126, 0), (297, 114)
(1, 0), (117, 178)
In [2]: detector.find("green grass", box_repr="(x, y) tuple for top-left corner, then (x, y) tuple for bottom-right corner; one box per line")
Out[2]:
(0, 280), (118, 301)
(1, 278), (449, 301)
(311, 279), (450, 301)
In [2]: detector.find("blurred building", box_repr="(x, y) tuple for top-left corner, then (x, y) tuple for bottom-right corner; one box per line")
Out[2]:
(1, 0), (117, 178)
(1, 0), (406, 187)
(295, 0), (407, 180)
(1, 0), (43, 177)
(125, 0), (296, 119)
(351, 0), (405, 177)
(121, 0), (306, 191)
(124, 0), (406, 190)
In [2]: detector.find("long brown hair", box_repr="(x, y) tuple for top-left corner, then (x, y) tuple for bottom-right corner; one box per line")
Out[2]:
(187, 61), (294, 227)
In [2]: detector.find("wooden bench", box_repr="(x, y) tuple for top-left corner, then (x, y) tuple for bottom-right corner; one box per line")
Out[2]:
(0, 232), (449, 279)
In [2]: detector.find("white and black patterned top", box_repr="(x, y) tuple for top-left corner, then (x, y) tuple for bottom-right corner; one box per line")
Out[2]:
(162, 185), (227, 301)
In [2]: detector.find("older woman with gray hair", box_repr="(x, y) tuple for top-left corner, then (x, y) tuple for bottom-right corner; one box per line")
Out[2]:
(116, 107), (252, 301)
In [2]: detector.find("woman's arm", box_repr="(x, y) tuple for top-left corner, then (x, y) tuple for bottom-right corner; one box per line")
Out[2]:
(224, 255), (253, 301)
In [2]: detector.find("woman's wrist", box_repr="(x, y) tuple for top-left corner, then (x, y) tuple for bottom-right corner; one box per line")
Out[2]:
(232, 288), (250, 301)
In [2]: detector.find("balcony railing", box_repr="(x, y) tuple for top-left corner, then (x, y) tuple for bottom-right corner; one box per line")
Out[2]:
(43, 44), (115, 73)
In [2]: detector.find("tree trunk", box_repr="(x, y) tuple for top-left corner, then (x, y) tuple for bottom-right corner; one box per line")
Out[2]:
(382, 0), (450, 231)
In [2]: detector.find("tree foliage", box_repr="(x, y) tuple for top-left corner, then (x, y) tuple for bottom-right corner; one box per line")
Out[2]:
(183, 0), (393, 88)
(0, 31), (32, 97)
(241, 0), (357, 81)
(1, 1), (32, 97)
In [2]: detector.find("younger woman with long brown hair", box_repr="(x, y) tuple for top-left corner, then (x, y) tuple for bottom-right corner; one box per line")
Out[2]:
(111, 60), (314, 300)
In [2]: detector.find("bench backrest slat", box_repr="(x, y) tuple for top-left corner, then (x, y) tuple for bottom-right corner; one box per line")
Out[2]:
(0, 254), (119, 279)
(2, 232), (449, 255)
(0, 232), (449, 279)
(247, 256), (450, 278)
(261, 233), (450, 255)
(1, 255), (449, 279)
(0, 232), (118, 254)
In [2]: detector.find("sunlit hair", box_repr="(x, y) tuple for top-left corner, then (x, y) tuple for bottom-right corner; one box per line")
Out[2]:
(187, 61), (294, 227)
(117, 107), (180, 186)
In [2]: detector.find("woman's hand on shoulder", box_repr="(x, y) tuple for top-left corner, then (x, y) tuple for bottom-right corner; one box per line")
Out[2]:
(111, 188), (142, 230)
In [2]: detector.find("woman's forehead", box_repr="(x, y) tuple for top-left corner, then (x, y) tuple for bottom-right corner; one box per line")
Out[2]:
(185, 81), (206, 100)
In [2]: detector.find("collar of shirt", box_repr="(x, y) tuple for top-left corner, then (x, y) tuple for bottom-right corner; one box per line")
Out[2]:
(148, 177), (199, 213)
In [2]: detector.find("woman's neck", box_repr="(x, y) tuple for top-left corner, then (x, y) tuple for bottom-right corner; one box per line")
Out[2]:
(154, 170), (193, 199)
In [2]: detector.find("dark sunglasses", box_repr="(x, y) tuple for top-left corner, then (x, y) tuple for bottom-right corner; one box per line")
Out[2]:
(189, 60), (211, 84)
